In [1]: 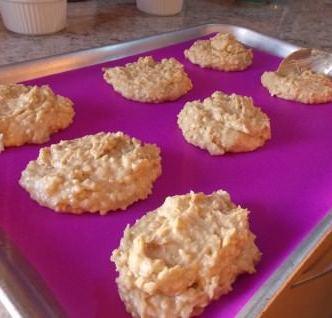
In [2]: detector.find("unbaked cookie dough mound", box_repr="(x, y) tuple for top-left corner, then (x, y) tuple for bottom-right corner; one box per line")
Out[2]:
(111, 190), (261, 318)
(103, 56), (193, 103)
(19, 132), (162, 215)
(177, 91), (271, 155)
(261, 70), (332, 104)
(184, 33), (253, 71)
(0, 84), (74, 150)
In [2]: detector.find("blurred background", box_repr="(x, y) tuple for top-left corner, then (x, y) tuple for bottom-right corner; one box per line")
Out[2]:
(0, 0), (331, 66)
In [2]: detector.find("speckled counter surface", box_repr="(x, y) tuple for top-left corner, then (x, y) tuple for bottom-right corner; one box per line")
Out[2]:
(0, 0), (331, 66)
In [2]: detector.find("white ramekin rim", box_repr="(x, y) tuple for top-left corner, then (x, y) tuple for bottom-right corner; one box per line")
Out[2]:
(136, 0), (184, 16)
(0, 0), (66, 35)
(0, 0), (64, 4)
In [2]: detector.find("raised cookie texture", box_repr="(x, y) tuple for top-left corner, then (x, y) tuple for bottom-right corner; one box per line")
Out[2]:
(111, 190), (261, 318)
(261, 70), (332, 104)
(19, 132), (162, 214)
(184, 33), (253, 71)
(103, 56), (193, 103)
(0, 84), (74, 149)
(177, 91), (271, 155)
(0, 133), (3, 153)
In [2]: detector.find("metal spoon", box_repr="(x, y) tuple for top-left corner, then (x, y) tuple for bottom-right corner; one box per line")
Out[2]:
(277, 48), (332, 78)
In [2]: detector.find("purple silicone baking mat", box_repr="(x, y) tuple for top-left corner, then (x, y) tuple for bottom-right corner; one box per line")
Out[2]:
(1, 34), (332, 318)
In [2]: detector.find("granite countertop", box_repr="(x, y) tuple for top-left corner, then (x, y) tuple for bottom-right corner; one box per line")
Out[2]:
(0, 0), (331, 66)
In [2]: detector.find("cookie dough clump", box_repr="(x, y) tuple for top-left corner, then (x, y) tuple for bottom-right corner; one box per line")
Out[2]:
(184, 33), (253, 71)
(19, 132), (162, 214)
(111, 190), (261, 318)
(103, 56), (193, 103)
(261, 70), (332, 104)
(177, 91), (271, 155)
(0, 84), (74, 150)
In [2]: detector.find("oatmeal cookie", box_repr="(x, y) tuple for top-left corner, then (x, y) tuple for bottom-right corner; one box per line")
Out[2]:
(19, 132), (162, 214)
(261, 69), (332, 104)
(184, 33), (253, 71)
(0, 84), (74, 150)
(111, 190), (261, 318)
(103, 56), (193, 103)
(177, 91), (271, 155)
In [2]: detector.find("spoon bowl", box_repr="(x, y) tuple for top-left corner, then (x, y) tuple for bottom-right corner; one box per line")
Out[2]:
(277, 48), (332, 78)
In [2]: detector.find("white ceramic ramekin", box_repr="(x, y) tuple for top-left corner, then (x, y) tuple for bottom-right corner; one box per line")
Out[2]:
(0, 0), (66, 35)
(136, 0), (183, 16)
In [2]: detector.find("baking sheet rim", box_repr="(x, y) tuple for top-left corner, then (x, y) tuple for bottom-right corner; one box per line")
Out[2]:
(0, 23), (299, 83)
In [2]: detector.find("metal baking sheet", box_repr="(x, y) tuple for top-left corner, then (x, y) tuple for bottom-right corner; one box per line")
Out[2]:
(0, 24), (331, 318)
(0, 24), (298, 84)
